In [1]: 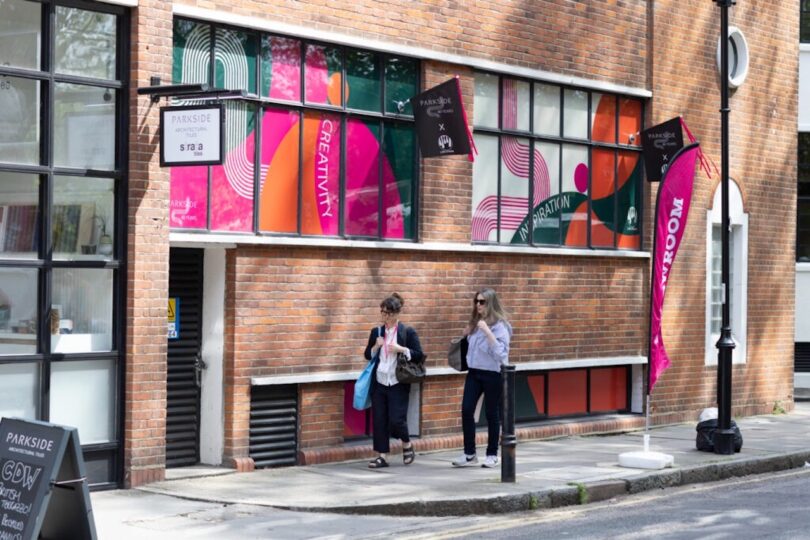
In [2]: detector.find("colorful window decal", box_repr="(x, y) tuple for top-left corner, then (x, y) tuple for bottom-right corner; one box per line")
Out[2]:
(259, 108), (300, 233)
(262, 36), (301, 101)
(383, 123), (416, 239)
(473, 73), (643, 249)
(305, 44), (342, 106)
(210, 102), (255, 232)
(171, 19), (418, 240)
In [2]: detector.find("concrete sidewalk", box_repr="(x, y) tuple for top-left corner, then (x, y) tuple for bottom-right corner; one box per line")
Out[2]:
(134, 402), (810, 516)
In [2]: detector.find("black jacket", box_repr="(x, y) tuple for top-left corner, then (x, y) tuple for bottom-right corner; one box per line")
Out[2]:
(363, 323), (425, 386)
(364, 322), (424, 363)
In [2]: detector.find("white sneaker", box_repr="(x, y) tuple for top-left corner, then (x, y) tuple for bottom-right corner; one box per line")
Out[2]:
(451, 453), (478, 467)
(481, 455), (499, 468)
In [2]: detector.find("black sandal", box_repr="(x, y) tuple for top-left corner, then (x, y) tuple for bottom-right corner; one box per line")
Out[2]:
(403, 446), (415, 465)
(368, 456), (389, 469)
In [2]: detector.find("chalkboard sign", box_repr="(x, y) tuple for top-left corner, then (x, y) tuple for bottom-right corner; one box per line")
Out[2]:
(0, 418), (96, 540)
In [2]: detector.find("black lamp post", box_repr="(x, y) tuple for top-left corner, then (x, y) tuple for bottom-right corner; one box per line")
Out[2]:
(713, 0), (737, 455)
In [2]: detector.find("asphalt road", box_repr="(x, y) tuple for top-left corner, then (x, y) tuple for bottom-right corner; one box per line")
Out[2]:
(399, 466), (810, 540)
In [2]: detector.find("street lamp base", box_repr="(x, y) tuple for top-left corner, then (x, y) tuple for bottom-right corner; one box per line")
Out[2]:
(713, 429), (737, 455)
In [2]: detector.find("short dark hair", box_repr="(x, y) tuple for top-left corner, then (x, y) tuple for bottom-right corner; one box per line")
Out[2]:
(380, 292), (404, 313)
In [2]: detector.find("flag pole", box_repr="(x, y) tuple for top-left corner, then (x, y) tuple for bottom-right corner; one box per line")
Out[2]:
(645, 157), (667, 452)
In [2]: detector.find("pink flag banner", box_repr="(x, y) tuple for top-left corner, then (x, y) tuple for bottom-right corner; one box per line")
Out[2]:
(649, 143), (699, 391)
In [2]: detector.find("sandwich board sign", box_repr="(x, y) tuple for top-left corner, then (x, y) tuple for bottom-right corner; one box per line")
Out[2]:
(0, 418), (96, 540)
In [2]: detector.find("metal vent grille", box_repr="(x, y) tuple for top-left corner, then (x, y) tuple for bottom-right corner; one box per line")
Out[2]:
(796, 343), (810, 372)
(249, 385), (298, 468)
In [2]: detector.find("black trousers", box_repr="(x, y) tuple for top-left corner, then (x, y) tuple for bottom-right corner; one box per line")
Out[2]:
(371, 382), (410, 453)
(461, 368), (502, 456)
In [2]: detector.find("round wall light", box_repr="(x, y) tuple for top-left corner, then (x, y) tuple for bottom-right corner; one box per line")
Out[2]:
(716, 26), (749, 88)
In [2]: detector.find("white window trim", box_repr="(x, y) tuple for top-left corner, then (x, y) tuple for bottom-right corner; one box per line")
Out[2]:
(705, 179), (748, 366)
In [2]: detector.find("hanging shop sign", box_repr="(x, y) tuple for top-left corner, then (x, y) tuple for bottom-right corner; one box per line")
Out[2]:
(160, 104), (225, 167)
(640, 117), (684, 182)
(0, 417), (97, 540)
(412, 78), (476, 160)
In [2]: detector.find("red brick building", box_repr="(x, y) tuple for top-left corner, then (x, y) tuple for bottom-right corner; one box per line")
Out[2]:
(0, 0), (797, 489)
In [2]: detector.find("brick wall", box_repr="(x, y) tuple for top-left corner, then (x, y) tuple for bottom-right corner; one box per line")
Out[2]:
(221, 245), (648, 455)
(125, 0), (798, 474)
(125, 0), (174, 487)
(646, 0), (798, 422)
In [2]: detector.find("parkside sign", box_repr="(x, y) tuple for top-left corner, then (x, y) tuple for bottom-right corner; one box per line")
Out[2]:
(160, 104), (224, 166)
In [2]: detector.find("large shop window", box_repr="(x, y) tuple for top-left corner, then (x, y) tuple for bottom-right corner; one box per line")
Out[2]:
(472, 73), (644, 249)
(171, 19), (419, 240)
(0, 0), (126, 488)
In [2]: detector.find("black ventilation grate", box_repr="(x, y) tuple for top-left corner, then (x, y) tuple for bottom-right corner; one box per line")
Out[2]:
(249, 385), (299, 468)
(796, 343), (810, 372)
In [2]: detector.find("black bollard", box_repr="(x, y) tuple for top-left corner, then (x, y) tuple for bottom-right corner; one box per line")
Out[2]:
(501, 364), (516, 482)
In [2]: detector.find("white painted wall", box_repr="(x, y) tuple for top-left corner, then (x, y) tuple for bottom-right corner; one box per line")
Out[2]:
(199, 247), (225, 465)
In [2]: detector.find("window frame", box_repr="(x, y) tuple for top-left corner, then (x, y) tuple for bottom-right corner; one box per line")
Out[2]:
(705, 179), (748, 366)
(802, 1), (810, 43)
(798, 132), (810, 261)
(0, 0), (129, 490)
(471, 71), (645, 250)
(170, 17), (421, 242)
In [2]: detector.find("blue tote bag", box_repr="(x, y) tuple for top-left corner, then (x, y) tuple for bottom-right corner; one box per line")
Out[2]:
(353, 358), (375, 411)
(353, 327), (382, 411)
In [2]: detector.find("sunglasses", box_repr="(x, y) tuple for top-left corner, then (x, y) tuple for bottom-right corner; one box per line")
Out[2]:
(380, 309), (395, 315)
(474, 299), (486, 305)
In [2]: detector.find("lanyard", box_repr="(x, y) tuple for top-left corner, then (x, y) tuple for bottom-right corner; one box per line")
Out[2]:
(382, 325), (397, 359)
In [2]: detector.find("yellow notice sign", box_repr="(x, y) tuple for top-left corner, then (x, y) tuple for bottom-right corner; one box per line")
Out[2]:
(168, 297), (179, 339)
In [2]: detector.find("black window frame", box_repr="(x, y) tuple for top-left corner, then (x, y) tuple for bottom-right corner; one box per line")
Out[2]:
(802, 1), (810, 43)
(0, 0), (129, 490)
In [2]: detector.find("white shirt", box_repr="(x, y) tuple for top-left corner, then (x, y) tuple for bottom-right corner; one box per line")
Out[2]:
(375, 325), (411, 386)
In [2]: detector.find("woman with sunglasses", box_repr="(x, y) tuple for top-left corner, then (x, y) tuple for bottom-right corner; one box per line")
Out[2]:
(364, 292), (424, 469)
(452, 288), (512, 469)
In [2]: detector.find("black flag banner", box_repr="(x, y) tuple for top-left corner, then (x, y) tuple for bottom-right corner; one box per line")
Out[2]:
(640, 116), (684, 182)
(412, 78), (475, 159)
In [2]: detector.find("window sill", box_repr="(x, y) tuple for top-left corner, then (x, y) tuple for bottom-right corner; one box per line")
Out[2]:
(251, 356), (647, 385)
(170, 232), (650, 259)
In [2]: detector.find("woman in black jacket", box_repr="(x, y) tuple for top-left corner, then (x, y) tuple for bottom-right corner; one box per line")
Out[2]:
(364, 292), (424, 468)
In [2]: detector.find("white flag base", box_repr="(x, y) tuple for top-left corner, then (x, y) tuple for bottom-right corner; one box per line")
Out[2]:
(618, 450), (674, 470)
(618, 434), (674, 470)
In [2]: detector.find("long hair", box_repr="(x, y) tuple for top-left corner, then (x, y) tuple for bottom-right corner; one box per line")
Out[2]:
(468, 288), (509, 328)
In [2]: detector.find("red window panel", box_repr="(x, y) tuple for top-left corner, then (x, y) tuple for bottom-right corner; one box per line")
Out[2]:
(548, 370), (587, 416)
(590, 367), (628, 412)
(343, 382), (371, 438)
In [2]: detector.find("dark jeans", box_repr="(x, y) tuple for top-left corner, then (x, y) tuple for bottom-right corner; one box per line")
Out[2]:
(371, 382), (411, 453)
(461, 368), (502, 456)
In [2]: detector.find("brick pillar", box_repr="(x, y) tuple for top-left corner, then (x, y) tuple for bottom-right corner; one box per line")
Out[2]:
(124, 0), (173, 487)
(222, 250), (252, 467)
